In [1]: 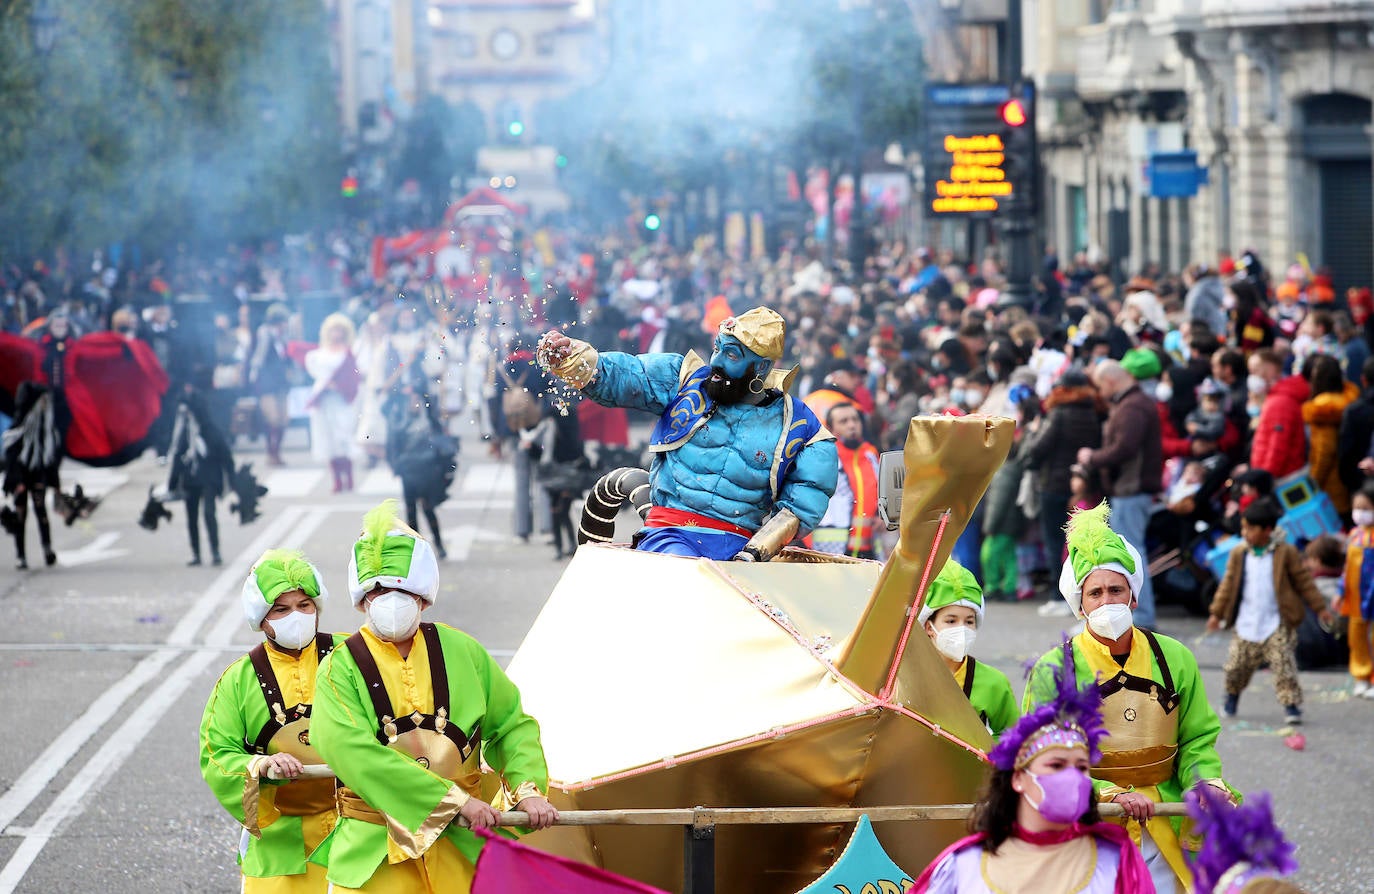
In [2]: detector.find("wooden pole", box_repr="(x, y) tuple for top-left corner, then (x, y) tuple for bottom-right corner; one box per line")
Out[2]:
(262, 766), (1188, 825)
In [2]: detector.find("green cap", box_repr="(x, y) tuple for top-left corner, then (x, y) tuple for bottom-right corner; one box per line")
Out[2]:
(918, 560), (985, 626)
(241, 549), (327, 629)
(1121, 347), (1163, 381)
(347, 500), (440, 604)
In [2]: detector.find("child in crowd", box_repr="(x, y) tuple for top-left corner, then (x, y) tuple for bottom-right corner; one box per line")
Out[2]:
(1186, 379), (1228, 442)
(1342, 485), (1374, 698)
(1208, 498), (1334, 724)
(1222, 467), (1275, 534)
(1068, 463), (1102, 516)
(1167, 460), (1207, 511)
(1305, 534), (1345, 612)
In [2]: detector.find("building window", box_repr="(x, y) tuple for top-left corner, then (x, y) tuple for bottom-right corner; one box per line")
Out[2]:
(451, 33), (477, 59)
(1070, 186), (1087, 255)
(490, 28), (522, 61)
(535, 32), (557, 56)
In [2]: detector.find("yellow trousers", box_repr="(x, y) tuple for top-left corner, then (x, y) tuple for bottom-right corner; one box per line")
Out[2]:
(328, 838), (475, 894)
(1350, 615), (1374, 682)
(243, 812), (335, 893)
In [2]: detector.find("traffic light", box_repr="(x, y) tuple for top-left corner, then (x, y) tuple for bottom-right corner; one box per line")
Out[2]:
(643, 213), (662, 233)
(998, 81), (1037, 213)
(340, 174), (358, 198)
(507, 119), (525, 138)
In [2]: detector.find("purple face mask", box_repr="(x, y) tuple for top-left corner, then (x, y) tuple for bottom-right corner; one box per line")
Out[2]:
(1024, 766), (1093, 824)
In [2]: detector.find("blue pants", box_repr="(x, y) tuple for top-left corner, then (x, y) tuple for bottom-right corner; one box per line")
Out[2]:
(952, 501), (984, 583)
(635, 526), (748, 560)
(1109, 493), (1157, 629)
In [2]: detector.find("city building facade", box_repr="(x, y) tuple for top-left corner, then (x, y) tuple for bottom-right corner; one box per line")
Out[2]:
(1030, 0), (1374, 290)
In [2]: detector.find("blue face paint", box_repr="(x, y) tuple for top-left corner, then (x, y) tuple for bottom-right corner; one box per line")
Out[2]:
(709, 334), (767, 382)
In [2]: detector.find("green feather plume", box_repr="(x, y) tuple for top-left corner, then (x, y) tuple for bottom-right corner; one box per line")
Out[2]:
(1064, 501), (1136, 582)
(361, 500), (401, 575)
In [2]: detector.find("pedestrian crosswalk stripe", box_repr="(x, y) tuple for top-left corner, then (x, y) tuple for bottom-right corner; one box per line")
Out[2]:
(263, 469), (325, 498)
(460, 463), (514, 495)
(357, 467), (401, 495)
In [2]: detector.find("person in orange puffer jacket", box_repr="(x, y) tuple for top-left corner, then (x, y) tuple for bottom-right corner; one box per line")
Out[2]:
(1301, 353), (1360, 515)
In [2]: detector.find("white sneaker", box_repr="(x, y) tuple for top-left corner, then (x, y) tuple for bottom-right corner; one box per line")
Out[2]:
(1354, 680), (1372, 698)
(1037, 600), (1074, 618)
(1362, 686), (1374, 700)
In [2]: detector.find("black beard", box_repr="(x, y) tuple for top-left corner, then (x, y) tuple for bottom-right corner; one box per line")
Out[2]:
(840, 436), (864, 450)
(703, 365), (756, 405)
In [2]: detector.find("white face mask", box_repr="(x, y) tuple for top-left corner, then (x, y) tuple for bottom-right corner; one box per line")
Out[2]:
(367, 592), (422, 641)
(934, 625), (977, 662)
(267, 609), (317, 650)
(1246, 373), (1268, 395)
(1086, 603), (1135, 641)
(1354, 509), (1374, 529)
(1154, 383), (1173, 403)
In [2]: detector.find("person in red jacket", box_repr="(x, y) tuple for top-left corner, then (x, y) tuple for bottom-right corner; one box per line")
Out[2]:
(1248, 349), (1310, 478)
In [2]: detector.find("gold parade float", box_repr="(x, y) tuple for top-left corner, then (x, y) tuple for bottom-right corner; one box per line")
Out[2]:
(506, 414), (1015, 893)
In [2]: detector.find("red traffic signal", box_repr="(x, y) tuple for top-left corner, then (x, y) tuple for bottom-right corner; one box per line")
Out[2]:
(999, 98), (1028, 127)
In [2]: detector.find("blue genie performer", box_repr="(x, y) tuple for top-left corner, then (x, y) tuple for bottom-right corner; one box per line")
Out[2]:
(538, 307), (837, 562)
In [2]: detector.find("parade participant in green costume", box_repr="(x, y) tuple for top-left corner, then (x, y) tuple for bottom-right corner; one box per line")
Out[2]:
(919, 559), (1019, 737)
(310, 501), (557, 893)
(1024, 502), (1236, 894)
(200, 550), (344, 893)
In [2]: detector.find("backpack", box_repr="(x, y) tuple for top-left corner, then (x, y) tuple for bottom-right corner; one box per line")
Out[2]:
(499, 366), (542, 431)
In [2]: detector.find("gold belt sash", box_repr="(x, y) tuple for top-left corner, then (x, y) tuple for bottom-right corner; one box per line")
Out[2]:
(1094, 744), (1179, 788)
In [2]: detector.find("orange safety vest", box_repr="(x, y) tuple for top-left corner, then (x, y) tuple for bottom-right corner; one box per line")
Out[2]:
(836, 440), (880, 554)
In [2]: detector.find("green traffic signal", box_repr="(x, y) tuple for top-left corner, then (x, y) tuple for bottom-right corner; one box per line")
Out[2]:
(507, 120), (525, 137)
(644, 214), (661, 231)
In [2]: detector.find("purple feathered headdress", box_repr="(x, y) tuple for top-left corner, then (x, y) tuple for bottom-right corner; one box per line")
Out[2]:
(1187, 784), (1298, 894)
(988, 641), (1108, 771)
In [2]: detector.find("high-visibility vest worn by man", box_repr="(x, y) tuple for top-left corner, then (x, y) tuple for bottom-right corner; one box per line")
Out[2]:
(310, 501), (558, 893)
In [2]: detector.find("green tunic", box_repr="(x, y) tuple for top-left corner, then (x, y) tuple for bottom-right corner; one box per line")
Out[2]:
(1022, 630), (1230, 826)
(958, 657), (1019, 738)
(309, 622), (549, 889)
(198, 633), (347, 878)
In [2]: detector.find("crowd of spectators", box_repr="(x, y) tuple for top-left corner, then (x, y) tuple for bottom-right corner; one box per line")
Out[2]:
(7, 221), (1374, 620)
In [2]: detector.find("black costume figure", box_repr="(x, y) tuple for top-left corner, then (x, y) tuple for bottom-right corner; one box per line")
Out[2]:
(2, 382), (62, 569)
(383, 381), (457, 559)
(531, 401), (587, 561)
(167, 387), (235, 566)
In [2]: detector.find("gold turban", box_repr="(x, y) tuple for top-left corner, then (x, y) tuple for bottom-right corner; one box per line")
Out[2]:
(719, 307), (785, 362)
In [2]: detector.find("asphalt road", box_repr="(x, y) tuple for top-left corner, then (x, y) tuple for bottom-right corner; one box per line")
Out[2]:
(0, 430), (1367, 893)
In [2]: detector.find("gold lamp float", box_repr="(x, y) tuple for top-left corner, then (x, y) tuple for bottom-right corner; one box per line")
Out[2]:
(506, 415), (1014, 893)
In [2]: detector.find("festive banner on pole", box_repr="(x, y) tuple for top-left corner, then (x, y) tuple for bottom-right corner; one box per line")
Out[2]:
(472, 829), (671, 894)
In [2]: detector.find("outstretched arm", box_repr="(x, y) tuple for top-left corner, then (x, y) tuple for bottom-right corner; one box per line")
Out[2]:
(538, 330), (684, 415)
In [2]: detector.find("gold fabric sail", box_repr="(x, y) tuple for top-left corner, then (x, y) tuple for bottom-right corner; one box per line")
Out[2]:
(506, 415), (1015, 893)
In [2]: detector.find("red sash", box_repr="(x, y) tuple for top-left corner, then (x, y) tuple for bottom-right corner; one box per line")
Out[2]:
(645, 507), (753, 539)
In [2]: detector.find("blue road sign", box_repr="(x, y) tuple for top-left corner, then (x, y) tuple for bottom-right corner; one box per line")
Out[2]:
(1148, 151), (1208, 198)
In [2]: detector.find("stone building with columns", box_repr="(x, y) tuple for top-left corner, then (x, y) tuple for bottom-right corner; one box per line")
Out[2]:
(1031, 0), (1374, 292)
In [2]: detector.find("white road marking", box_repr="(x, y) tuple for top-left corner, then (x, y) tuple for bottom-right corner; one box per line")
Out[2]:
(56, 532), (129, 568)
(444, 525), (478, 563)
(0, 506), (304, 837)
(56, 466), (129, 498)
(459, 463), (514, 495)
(356, 467), (400, 495)
(0, 508), (332, 893)
(262, 468), (325, 498)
